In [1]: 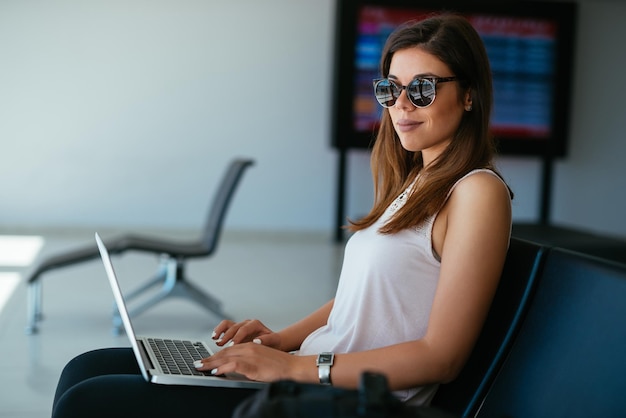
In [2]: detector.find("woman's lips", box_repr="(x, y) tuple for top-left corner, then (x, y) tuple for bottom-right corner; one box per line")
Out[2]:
(396, 119), (422, 132)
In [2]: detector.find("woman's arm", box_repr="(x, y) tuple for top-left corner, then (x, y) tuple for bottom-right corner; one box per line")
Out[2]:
(200, 173), (511, 389)
(212, 299), (334, 351)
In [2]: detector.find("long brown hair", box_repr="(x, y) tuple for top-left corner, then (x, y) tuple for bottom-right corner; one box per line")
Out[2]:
(348, 14), (512, 234)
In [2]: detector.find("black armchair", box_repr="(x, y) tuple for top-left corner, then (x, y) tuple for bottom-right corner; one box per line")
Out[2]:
(25, 158), (254, 334)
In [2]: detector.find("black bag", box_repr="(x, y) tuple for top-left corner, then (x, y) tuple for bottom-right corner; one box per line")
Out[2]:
(232, 372), (457, 418)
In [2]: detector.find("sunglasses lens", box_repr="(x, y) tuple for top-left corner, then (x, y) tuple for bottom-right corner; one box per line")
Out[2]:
(407, 79), (436, 107)
(374, 79), (398, 108)
(373, 78), (438, 108)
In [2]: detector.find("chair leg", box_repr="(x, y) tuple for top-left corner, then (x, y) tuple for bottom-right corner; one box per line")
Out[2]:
(25, 281), (43, 334)
(112, 289), (173, 335)
(123, 260), (169, 302)
(112, 259), (171, 333)
(164, 260), (226, 318)
(112, 258), (228, 333)
(167, 279), (225, 318)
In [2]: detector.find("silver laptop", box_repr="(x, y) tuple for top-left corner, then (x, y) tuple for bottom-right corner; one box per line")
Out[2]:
(95, 232), (265, 389)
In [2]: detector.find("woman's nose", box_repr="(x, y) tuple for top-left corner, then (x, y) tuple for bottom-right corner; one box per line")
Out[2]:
(394, 88), (414, 110)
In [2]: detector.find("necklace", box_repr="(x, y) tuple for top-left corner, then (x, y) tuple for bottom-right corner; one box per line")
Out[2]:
(389, 177), (418, 213)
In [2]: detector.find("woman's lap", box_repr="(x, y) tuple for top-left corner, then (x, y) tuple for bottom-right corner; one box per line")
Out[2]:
(52, 347), (258, 418)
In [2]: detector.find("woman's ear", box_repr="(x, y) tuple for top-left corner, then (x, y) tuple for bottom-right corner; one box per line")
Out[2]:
(464, 90), (473, 112)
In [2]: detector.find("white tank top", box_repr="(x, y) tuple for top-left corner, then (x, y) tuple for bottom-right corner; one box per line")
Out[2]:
(298, 169), (504, 405)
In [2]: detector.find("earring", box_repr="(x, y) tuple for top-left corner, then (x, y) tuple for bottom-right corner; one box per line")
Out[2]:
(465, 105), (473, 111)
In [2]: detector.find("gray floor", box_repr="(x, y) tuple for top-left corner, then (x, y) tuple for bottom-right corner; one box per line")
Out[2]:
(0, 228), (344, 417)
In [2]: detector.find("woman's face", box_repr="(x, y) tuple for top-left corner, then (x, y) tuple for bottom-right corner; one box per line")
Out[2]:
(387, 47), (469, 165)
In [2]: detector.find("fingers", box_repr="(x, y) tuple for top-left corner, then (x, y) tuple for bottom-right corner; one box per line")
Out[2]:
(194, 343), (252, 376)
(212, 320), (235, 340)
(194, 343), (276, 382)
(251, 332), (281, 349)
(232, 319), (269, 344)
(211, 320), (235, 346)
(211, 319), (272, 347)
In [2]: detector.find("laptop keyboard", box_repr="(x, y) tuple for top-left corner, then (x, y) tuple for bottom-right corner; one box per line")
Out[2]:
(147, 338), (212, 376)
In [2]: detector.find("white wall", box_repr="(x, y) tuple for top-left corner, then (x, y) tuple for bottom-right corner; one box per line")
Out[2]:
(1, 0), (625, 239)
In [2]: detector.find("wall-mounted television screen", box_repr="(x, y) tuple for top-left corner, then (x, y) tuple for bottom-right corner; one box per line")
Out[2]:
(331, 0), (578, 157)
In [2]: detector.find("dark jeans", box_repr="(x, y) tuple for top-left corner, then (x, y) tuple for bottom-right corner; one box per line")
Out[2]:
(52, 347), (258, 418)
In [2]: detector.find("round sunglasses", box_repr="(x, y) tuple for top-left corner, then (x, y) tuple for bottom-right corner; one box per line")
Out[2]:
(373, 76), (459, 108)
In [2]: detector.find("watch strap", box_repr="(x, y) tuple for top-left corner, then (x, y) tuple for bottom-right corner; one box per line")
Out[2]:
(316, 352), (334, 385)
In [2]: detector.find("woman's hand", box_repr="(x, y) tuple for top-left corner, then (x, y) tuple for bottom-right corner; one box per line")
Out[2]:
(194, 343), (311, 383)
(212, 319), (283, 350)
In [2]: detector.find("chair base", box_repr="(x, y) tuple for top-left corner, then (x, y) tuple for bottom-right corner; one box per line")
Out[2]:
(112, 257), (228, 334)
(26, 256), (228, 335)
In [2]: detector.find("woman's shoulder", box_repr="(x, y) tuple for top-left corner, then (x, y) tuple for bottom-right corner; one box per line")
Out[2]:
(454, 169), (508, 193)
(440, 169), (512, 242)
(448, 169), (512, 208)
(457, 168), (504, 184)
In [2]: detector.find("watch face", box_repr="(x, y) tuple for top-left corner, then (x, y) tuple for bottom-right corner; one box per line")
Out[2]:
(317, 353), (333, 366)
(318, 353), (333, 364)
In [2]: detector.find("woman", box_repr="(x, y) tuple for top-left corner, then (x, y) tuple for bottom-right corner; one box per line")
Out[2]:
(52, 14), (512, 417)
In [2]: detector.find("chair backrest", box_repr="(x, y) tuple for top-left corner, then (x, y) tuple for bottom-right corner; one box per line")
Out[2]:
(201, 158), (254, 252)
(476, 249), (626, 417)
(431, 237), (548, 417)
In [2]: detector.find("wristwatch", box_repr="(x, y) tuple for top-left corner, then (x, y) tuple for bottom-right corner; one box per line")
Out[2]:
(316, 352), (334, 385)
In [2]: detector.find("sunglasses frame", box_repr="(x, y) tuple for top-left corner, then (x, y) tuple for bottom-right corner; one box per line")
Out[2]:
(373, 76), (459, 108)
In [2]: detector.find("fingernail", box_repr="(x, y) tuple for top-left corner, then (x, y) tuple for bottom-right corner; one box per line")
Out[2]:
(216, 338), (223, 343)
(193, 360), (203, 369)
(211, 330), (217, 338)
(225, 340), (234, 347)
(253, 338), (262, 344)
(210, 368), (218, 375)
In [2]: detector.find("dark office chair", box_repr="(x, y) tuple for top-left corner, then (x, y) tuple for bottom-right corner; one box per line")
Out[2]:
(430, 237), (548, 417)
(25, 158), (255, 334)
(476, 249), (626, 417)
